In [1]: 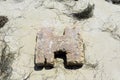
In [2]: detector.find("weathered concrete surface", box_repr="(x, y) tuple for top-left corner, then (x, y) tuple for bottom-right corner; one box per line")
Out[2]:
(35, 27), (84, 67)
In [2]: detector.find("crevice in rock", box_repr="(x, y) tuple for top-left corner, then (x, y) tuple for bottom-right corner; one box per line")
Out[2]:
(0, 16), (8, 29)
(105, 0), (120, 4)
(23, 72), (33, 80)
(72, 4), (94, 20)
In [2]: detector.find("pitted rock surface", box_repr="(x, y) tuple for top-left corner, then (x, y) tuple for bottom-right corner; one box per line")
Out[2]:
(35, 27), (84, 67)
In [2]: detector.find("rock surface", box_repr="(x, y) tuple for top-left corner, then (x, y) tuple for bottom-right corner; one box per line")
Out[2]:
(0, 0), (120, 80)
(35, 27), (84, 68)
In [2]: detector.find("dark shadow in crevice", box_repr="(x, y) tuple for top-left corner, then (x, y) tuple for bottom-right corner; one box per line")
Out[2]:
(0, 16), (8, 29)
(105, 0), (120, 4)
(72, 4), (94, 20)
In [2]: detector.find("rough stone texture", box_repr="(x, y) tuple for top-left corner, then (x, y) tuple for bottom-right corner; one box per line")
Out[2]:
(0, 0), (120, 80)
(35, 27), (84, 67)
(0, 40), (15, 80)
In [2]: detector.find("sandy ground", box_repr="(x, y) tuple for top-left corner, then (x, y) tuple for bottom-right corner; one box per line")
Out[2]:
(0, 0), (120, 80)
